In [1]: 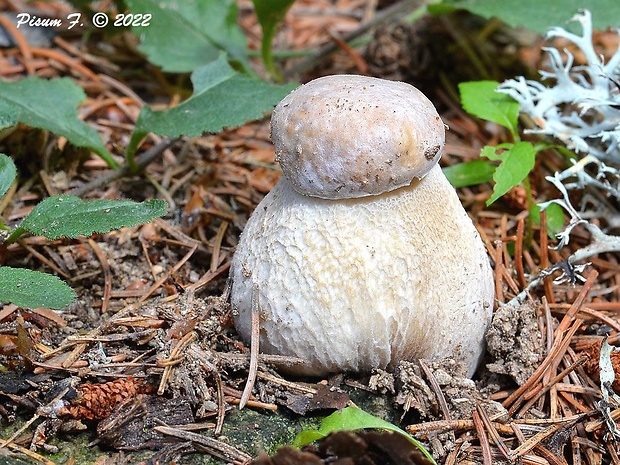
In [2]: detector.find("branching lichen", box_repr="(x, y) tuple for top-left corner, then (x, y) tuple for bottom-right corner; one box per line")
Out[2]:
(499, 10), (620, 304)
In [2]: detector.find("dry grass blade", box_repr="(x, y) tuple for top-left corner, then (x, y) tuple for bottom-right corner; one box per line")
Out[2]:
(239, 285), (260, 409)
(154, 426), (252, 464)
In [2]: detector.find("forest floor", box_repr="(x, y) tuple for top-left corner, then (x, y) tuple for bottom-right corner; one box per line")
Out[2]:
(1, 1), (620, 464)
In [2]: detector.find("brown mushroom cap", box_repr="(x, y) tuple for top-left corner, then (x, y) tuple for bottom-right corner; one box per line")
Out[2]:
(271, 74), (445, 199)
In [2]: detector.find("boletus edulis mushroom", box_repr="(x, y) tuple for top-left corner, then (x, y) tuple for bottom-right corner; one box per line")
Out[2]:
(230, 75), (494, 377)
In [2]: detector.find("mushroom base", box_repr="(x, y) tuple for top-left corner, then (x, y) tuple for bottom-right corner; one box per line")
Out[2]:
(230, 165), (494, 377)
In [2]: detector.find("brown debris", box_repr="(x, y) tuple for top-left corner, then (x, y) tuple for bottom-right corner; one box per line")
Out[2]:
(252, 431), (434, 465)
(61, 377), (145, 421)
(2, 1), (620, 464)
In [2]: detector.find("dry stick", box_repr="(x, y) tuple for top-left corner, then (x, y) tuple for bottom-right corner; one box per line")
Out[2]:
(61, 244), (196, 368)
(154, 426), (252, 464)
(0, 14), (35, 75)
(18, 239), (71, 279)
(539, 210), (555, 304)
(475, 404), (512, 460)
(30, 47), (99, 81)
(284, 0), (430, 79)
(239, 285), (260, 410)
(68, 138), (175, 198)
(157, 331), (197, 395)
(407, 418), (516, 437)
(551, 304), (620, 332)
(0, 386), (70, 450)
(519, 355), (589, 414)
(88, 238), (112, 313)
(503, 319), (580, 413)
(139, 243), (198, 302)
(418, 359), (452, 422)
(534, 444), (569, 465)
(608, 437), (620, 465)
(187, 345), (226, 436)
(494, 240), (504, 304)
(571, 436), (582, 465)
(5, 443), (56, 465)
(511, 320), (582, 417)
(472, 409), (494, 465)
(515, 217), (527, 289)
(210, 221), (229, 273)
(187, 261), (231, 293)
(503, 270), (598, 409)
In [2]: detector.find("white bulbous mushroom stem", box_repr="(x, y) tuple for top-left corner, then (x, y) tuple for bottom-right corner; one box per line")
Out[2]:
(231, 164), (494, 376)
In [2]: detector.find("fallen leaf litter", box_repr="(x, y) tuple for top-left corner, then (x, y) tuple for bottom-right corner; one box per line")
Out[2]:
(1, 1), (620, 464)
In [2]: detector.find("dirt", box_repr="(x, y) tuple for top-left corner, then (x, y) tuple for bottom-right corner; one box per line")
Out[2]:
(485, 302), (545, 385)
(1, 2), (620, 464)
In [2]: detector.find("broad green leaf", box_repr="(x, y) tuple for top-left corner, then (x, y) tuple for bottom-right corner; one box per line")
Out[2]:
(531, 202), (566, 238)
(459, 81), (519, 135)
(127, 0), (249, 73)
(480, 143), (513, 161)
(0, 154), (17, 199)
(443, 159), (496, 188)
(482, 141), (536, 205)
(433, 0), (620, 35)
(132, 55), (296, 141)
(252, 0), (296, 79)
(292, 407), (436, 464)
(20, 196), (167, 240)
(0, 77), (117, 168)
(0, 267), (76, 309)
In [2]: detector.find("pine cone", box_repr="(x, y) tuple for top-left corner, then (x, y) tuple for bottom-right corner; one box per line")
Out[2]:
(62, 377), (144, 420)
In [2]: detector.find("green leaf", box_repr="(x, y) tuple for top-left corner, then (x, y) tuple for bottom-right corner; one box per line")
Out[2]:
(459, 81), (520, 135)
(252, 0), (297, 79)
(126, 0), (249, 73)
(443, 159), (496, 188)
(531, 202), (566, 238)
(0, 267), (76, 309)
(0, 154), (17, 199)
(20, 196), (167, 240)
(434, 0), (620, 35)
(482, 141), (536, 205)
(0, 77), (117, 168)
(292, 407), (436, 465)
(132, 55), (296, 141)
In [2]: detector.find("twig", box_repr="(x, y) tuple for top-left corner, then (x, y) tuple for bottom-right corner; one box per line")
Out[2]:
(154, 426), (252, 464)
(68, 138), (175, 198)
(88, 238), (112, 313)
(515, 218), (527, 289)
(239, 285), (260, 409)
(284, 0), (432, 78)
(472, 409), (493, 465)
(157, 331), (197, 395)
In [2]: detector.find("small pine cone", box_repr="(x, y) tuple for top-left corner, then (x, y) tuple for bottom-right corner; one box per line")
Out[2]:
(65, 377), (143, 420)
(364, 22), (432, 83)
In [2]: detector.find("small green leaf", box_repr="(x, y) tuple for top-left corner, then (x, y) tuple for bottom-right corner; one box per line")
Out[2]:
(0, 267), (76, 309)
(292, 430), (325, 446)
(0, 154), (17, 199)
(21, 196), (167, 240)
(480, 142), (513, 161)
(459, 81), (520, 135)
(132, 56), (296, 140)
(531, 202), (566, 238)
(482, 141), (536, 205)
(0, 77), (117, 168)
(127, 0), (249, 73)
(435, 0), (620, 35)
(443, 159), (496, 188)
(252, 0), (297, 79)
(292, 407), (436, 464)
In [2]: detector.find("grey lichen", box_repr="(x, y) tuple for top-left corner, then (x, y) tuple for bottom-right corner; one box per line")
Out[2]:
(498, 11), (620, 302)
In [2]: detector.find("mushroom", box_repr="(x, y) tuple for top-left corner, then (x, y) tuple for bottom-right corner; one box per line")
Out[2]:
(230, 75), (494, 377)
